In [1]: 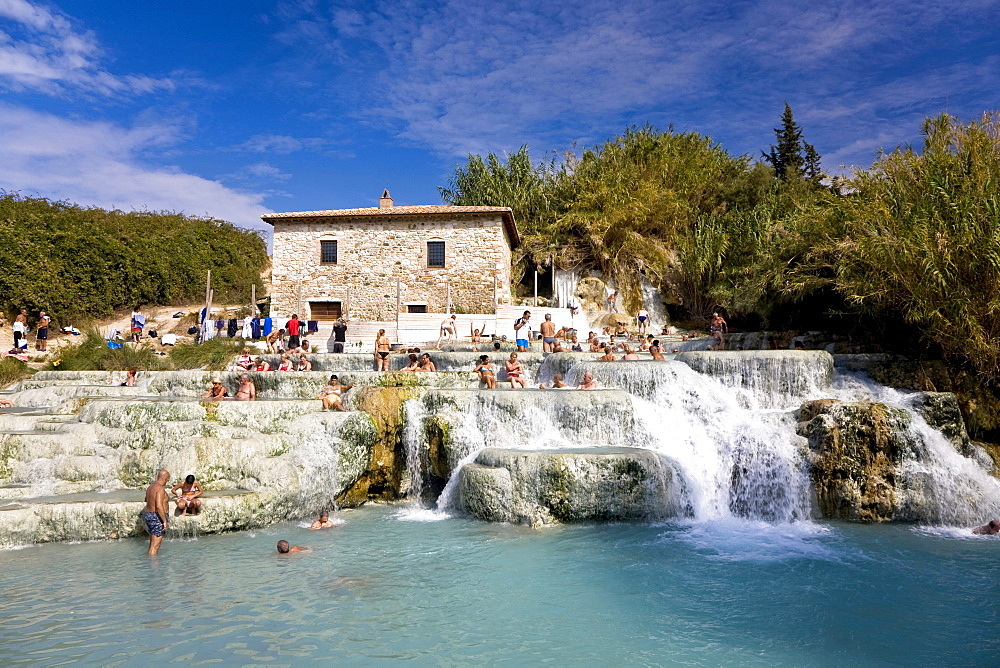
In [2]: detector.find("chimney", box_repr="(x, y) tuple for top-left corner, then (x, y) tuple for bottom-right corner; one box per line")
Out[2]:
(379, 189), (393, 208)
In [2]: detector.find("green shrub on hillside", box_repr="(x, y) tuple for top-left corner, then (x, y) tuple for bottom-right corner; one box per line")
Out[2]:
(0, 193), (268, 324)
(168, 338), (247, 371)
(51, 330), (166, 371)
(0, 356), (31, 389)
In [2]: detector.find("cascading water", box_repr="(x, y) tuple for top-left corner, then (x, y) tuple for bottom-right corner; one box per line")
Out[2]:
(434, 351), (1000, 526)
(400, 389), (638, 512)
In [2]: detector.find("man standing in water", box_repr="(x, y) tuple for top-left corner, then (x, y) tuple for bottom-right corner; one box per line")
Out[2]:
(143, 469), (170, 555)
(709, 312), (727, 351)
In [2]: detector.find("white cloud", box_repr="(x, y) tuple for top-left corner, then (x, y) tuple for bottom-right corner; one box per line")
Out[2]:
(0, 104), (273, 234)
(0, 0), (173, 95)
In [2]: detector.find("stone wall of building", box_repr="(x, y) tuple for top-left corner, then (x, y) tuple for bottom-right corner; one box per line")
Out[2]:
(271, 214), (514, 320)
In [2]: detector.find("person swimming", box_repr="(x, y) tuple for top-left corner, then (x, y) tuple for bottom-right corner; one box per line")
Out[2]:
(310, 512), (335, 530)
(277, 540), (307, 553)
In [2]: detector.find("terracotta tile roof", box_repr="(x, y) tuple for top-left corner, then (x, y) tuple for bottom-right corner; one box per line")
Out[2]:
(261, 204), (519, 246)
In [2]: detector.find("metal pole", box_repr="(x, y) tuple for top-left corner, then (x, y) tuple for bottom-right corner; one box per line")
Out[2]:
(553, 266), (558, 307)
(534, 271), (538, 307)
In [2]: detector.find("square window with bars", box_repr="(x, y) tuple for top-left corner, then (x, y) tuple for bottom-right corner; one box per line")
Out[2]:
(320, 240), (338, 264)
(427, 241), (445, 267)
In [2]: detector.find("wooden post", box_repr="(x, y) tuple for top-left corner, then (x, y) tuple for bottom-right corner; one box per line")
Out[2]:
(395, 275), (401, 339)
(534, 271), (538, 307)
(446, 281), (451, 314)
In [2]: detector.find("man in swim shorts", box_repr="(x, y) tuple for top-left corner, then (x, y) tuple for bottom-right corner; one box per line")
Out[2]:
(514, 311), (531, 352)
(143, 469), (170, 555)
(540, 313), (556, 353)
(36, 311), (51, 351)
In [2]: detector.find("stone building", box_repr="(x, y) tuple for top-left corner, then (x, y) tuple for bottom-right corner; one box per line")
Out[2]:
(262, 191), (518, 320)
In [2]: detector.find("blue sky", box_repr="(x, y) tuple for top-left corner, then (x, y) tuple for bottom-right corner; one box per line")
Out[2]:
(1, 0), (998, 236)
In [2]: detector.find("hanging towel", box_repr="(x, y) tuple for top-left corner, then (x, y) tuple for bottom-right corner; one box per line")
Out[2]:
(242, 317), (253, 338)
(307, 320), (319, 333)
(250, 319), (261, 340)
(227, 319), (238, 337)
(263, 318), (273, 336)
(215, 319), (225, 331)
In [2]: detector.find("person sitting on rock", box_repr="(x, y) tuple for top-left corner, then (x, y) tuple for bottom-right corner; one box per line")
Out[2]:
(621, 344), (639, 360)
(310, 512), (336, 530)
(234, 374), (256, 401)
(319, 375), (353, 412)
(277, 353), (293, 371)
(576, 372), (599, 390)
(402, 353), (420, 371)
(649, 340), (666, 361)
(539, 373), (568, 389)
(296, 355), (312, 372)
(277, 540), (307, 553)
(254, 357), (271, 372)
(415, 353), (436, 372)
(505, 352), (527, 389)
(201, 378), (228, 400)
(171, 474), (203, 516)
(236, 347), (253, 371)
(973, 520), (1000, 535)
(596, 346), (616, 361)
(473, 354), (497, 389)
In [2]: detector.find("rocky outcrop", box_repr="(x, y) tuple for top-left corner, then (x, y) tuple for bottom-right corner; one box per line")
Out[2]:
(458, 447), (672, 526)
(798, 399), (912, 521)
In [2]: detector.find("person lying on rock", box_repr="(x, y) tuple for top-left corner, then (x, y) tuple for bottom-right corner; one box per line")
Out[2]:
(277, 540), (307, 553)
(310, 512), (336, 530)
(973, 520), (1000, 535)
(576, 372), (599, 390)
(0, 399), (14, 408)
(172, 474), (203, 516)
(201, 378), (228, 400)
(319, 375), (354, 412)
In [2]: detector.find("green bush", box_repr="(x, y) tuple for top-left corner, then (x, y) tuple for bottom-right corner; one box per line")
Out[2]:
(168, 338), (246, 371)
(50, 330), (166, 371)
(0, 193), (268, 325)
(0, 356), (32, 389)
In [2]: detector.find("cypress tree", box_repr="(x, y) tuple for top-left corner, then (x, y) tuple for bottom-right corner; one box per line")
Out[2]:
(763, 102), (814, 181)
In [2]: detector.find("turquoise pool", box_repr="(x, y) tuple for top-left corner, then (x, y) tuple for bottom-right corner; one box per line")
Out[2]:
(1, 505), (997, 665)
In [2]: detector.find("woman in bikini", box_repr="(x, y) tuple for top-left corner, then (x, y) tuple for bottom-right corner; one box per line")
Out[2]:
(374, 329), (392, 371)
(277, 353), (293, 371)
(234, 374), (256, 401)
(122, 368), (137, 387)
(505, 352), (528, 389)
(254, 357), (271, 372)
(296, 355), (312, 372)
(403, 353), (420, 371)
(236, 347), (253, 371)
(473, 354), (497, 389)
(319, 375), (353, 412)
(171, 474), (203, 515)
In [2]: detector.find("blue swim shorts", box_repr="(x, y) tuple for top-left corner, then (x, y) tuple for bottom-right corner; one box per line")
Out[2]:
(143, 511), (165, 537)
(516, 338), (529, 348)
